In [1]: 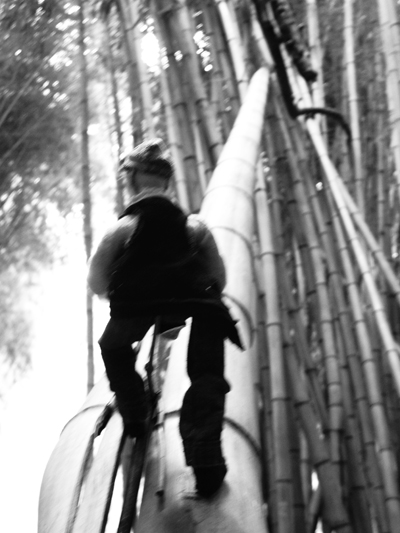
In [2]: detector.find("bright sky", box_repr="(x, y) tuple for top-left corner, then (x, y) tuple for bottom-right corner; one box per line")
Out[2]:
(0, 222), (110, 532)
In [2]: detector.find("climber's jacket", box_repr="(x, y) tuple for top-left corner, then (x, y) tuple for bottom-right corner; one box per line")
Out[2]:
(108, 193), (242, 348)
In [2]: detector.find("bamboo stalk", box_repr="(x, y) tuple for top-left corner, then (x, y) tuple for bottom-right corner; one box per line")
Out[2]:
(284, 339), (352, 532)
(306, 487), (322, 533)
(299, 432), (312, 526)
(101, 9), (125, 213)
(298, 136), (372, 500)
(336, 176), (400, 310)
(290, 63), (400, 399)
(127, 0), (156, 139)
(274, 97), (344, 479)
(263, 107), (352, 531)
(255, 290), (275, 529)
(268, 71), (397, 523)
(375, 0), (400, 205)
(135, 69), (271, 533)
(158, 63), (190, 210)
(326, 186), (391, 533)
(162, 3), (208, 200)
(152, 0), (200, 211)
(334, 320), (373, 533)
(249, 2), (274, 69)
(265, 119), (328, 429)
(201, 1), (234, 142)
(301, 163), (389, 532)
(305, 0), (326, 140)
(376, 99), (388, 251)
(254, 165), (295, 533)
(287, 399), (307, 533)
(170, 0), (223, 167)
(203, 0), (240, 126)
(305, 116), (400, 399)
(214, 0), (249, 101)
(190, 99), (208, 195)
(116, 0), (143, 143)
(301, 113), (400, 531)
(209, 73), (231, 142)
(201, 66), (270, 344)
(344, 0), (364, 213)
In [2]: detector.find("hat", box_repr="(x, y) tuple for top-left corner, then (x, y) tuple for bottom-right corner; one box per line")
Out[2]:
(120, 139), (174, 180)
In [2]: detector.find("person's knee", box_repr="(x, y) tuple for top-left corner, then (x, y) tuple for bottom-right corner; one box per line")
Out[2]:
(100, 316), (154, 350)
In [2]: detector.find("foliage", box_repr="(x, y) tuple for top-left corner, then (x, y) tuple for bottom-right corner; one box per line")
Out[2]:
(0, 1), (79, 265)
(0, 0), (81, 378)
(0, 269), (34, 394)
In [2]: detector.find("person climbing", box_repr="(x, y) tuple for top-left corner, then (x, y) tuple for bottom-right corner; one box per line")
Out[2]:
(87, 138), (242, 498)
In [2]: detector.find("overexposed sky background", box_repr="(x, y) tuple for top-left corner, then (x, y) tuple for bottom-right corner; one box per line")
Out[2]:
(0, 212), (111, 533)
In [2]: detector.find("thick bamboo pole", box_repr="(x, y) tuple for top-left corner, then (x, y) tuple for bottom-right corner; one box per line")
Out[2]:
(135, 67), (271, 533)
(201, 67), (269, 344)
(38, 377), (115, 533)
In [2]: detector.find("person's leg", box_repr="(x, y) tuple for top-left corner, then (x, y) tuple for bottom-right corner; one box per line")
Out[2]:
(99, 316), (154, 436)
(179, 315), (230, 496)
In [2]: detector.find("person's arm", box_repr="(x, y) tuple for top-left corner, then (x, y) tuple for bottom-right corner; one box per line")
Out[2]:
(87, 216), (138, 296)
(189, 215), (226, 293)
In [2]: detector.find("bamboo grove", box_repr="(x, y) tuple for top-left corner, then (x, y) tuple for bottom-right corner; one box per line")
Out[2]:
(89, 0), (400, 532)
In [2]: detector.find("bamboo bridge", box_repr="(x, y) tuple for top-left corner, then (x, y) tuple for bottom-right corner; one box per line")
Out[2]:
(38, 62), (400, 533)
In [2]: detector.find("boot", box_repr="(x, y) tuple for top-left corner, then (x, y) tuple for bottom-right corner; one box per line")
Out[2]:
(194, 464), (227, 497)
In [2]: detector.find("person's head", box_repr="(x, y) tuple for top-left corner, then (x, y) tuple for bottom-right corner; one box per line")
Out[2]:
(119, 139), (174, 196)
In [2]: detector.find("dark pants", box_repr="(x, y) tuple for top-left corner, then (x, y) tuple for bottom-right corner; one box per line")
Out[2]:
(99, 314), (229, 468)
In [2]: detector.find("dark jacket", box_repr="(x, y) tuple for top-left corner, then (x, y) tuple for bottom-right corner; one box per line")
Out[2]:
(108, 194), (241, 347)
